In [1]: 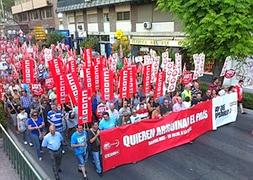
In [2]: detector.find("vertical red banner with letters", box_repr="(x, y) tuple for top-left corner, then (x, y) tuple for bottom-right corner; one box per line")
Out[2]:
(100, 69), (114, 101)
(64, 72), (81, 105)
(22, 58), (34, 84)
(143, 64), (152, 95)
(119, 68), (129, 99)
(154, 71), (165, 99)
(78, 89), (92, 124)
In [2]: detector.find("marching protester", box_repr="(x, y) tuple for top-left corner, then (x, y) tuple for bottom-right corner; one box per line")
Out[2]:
(88, 121), (102, 176)
(0, 37), (246, 178)
(234, 80), (246, 114)
(42, 125), (63, 180)
(27, 110), (45, 160)
(71, 124), (88, 180)
(17, 107), (32, 146)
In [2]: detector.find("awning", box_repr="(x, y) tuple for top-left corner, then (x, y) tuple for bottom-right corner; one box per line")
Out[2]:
(57, 0), (133, 12)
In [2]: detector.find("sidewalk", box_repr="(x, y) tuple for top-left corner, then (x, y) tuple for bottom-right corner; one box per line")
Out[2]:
(0, 138), (19, 180)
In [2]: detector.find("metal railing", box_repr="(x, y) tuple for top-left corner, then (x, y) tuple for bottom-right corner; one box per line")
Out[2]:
(0, 124), (43, 180)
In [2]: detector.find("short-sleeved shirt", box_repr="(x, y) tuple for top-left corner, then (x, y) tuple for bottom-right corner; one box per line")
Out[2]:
(99, 118), (116, 130)
(71, 131), (87, 155)
(47, 110), (63, 132)
(42, 132), (63, 151)
(88, 129), (100, 152)
(27, 117), (44, 136)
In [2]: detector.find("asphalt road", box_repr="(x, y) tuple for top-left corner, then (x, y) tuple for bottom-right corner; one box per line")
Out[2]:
(12, 110), (253, 180)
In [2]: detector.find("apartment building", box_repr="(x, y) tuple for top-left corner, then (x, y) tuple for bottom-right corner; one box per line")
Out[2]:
(56, 0), (185, 56)
(11, 0), (59, 33)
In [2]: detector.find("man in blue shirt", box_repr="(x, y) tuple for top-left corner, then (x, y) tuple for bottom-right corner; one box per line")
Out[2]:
(42, 125), (63, 180)
(71, 124), (88, 180)
(99, 112), (116, 130)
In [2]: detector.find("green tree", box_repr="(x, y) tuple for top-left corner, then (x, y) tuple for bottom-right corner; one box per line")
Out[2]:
(80, 37), (99, 49)
(2, 0), (14, 12)
(45, 32), (64, 46)
(157, 0), (253, 77)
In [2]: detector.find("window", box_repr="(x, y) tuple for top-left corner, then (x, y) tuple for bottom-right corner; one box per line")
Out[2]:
(87, 14), (97, 23)
(21, 13), (28, 21)
(68, 16), (75, 24)
(46, 8), (52, 18)
(31, 10), (39, 20)
(117, 11), (130, 21)
(103, 13), (109, 22)
(76, 15), (84, 23)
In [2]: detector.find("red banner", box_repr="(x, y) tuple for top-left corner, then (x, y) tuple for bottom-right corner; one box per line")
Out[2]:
(83, 66), (94, 96)
(119, 68), (128, 99)
(64, 72), (81, 105)
(22, 58), (34, 84)
(127, 66), (137, 98)
(31, 83), (44, 96)
(101, 101), (213, 172)
(45, 77), (55, 89)
(154, 71), (164, 99)
(83, 48), (92, 68)
(142, 64), (152, 95)
(49, 58), (64, 78)
(68, 59), (77, 74)
(78, 90), (92, 124)
(55, 75), (68, 105)
(100, 69), (114, 101)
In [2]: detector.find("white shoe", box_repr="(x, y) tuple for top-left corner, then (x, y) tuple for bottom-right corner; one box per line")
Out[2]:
(62, 150), (65, 154)
(39, 157), (43, 161)
(24, 141), (28, 145)
(29, 143), (33, 147)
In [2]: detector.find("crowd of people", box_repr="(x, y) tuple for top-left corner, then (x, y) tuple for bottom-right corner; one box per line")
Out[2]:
(0, 39), (246, 180)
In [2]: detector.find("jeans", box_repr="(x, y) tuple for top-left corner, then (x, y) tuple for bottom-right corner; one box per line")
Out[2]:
(21, 129), (31, 142)
(30, 133), (42, 158)
(92, 151), (102, 173)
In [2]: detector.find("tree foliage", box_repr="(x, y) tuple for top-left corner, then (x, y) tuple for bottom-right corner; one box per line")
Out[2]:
(2, 0), (14, 12)
(80, 37), (99, 49)
(45, 32), (64, 46)
(157, 0), (253, 76)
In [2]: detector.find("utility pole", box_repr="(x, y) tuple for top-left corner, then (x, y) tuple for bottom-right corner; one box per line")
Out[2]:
(0, 0), (4, 20)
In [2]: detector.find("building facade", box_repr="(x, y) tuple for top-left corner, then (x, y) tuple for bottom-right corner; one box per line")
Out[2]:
(11, 0), (59, 33)
(57, 0), (185, 56)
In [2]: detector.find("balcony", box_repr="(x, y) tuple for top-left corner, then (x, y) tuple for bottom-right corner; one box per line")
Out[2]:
(33, 0), (49, 9)
(11, 0), (50, 14)
(11, 4), (22, 14)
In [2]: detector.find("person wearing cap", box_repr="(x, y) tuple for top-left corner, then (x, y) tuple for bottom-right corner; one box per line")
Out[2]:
(42, 125), (63, 180)
(27, 110), (45, 160)
(71, 124), (88, 180)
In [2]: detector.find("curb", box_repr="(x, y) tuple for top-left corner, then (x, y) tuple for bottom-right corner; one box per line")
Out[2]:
(7, 129), (51, 180)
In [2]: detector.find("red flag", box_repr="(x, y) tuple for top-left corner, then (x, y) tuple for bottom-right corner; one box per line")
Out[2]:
(83, 48), (92, 68)
(92, 63), (100, 91)
(143, 64), (152, 95)
(67, 59), (77, 74)
(78, 89), (92, 124)
(45, 77), (55, 89)
(49, 58), (64, 78)
(22, 58), (34, 84)
(119, 68), (128, 99)
(55, 75), (68, 105)
(154, 71), (165, 99)
(83, 66), (94, 96)
(64, 72), (81, 105)
(31, 83), (44, 96)
(100, 69), (114, 101)
(127, 65), (137, 98)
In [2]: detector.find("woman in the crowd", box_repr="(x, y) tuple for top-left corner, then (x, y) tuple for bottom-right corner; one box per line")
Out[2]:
(27, 111), (45, 160)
